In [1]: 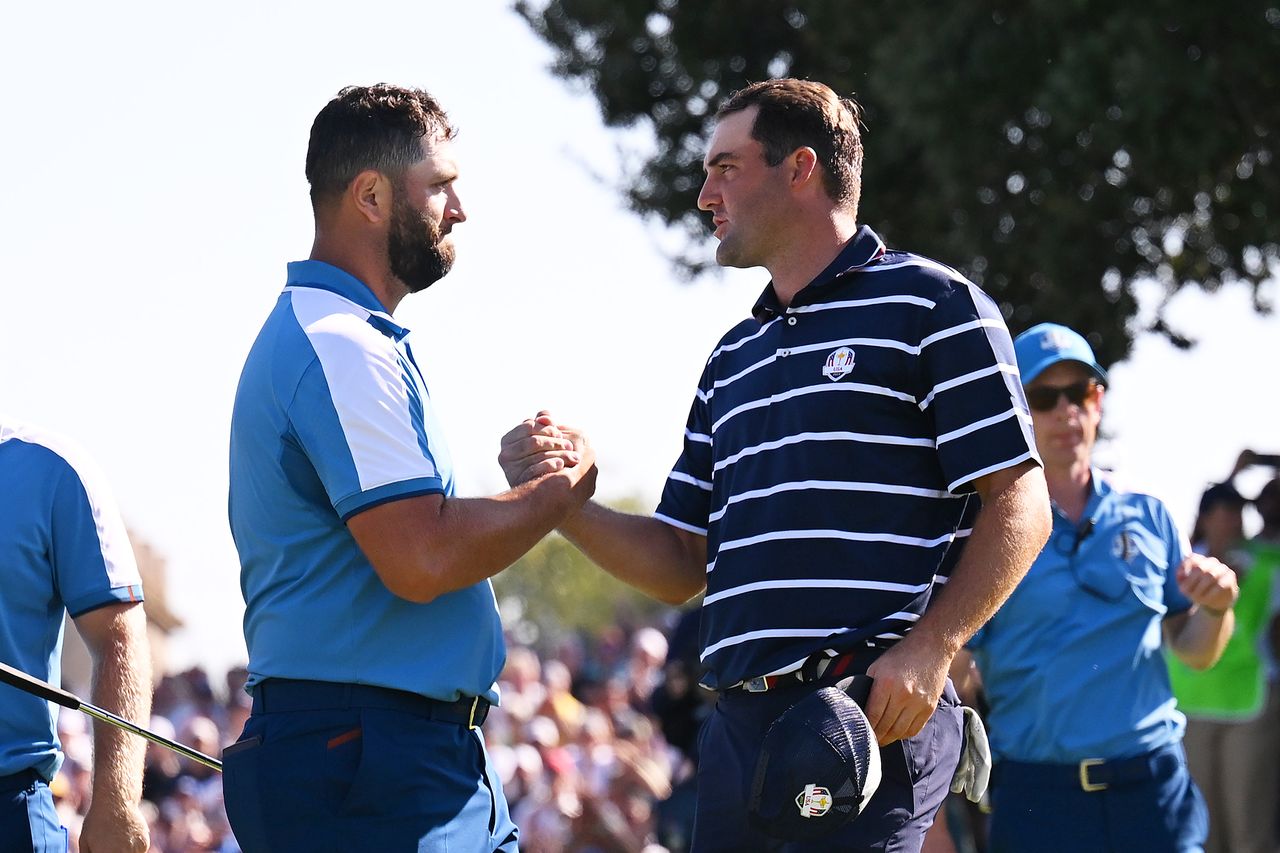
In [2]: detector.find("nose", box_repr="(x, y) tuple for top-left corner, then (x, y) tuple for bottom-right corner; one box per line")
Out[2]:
(446, 185), (466, 224)
(697, 174), (718, 212)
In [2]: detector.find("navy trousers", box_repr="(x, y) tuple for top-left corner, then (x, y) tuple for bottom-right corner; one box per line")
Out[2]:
(223, 681), (518, 853)
(691, 678), (964, 852)
(989, 741), (1208, 853)
(0, 770), (66, 853)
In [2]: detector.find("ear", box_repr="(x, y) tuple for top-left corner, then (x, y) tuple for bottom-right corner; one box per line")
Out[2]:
(789, 147), (821, 192)
(349, 169), (393, 225)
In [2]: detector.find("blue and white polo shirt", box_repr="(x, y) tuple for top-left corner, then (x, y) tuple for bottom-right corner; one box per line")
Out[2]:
(968, 471), (1193, 762)
(228, 260), (504, 704)
(655, 225), (1039, 689)
(0, 418), (144, 779)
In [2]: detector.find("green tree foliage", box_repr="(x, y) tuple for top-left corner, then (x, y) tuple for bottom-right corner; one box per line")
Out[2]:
(493, 503), (679, 649)
(517, 0), (1279, 365)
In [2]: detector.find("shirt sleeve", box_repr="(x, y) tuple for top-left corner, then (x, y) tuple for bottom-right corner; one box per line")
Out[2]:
(918, 279), (1041, 494)
(654, 362), (715, 536)
(49, 455), (143, 617)
(1157, 502), (1193, 615)
(289, 324), (445, 520)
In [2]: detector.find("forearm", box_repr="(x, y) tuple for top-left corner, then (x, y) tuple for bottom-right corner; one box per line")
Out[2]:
(355, 471), (591, 603)
(559, 502), (706, 605)
(441, 473), (600, 581)
(1167, 608), (1235, 670)
(907, 464), (1051, 658)
(85, 606), (151, 811)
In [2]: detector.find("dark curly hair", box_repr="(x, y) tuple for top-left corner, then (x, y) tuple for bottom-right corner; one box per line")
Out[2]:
(305, 84), (455, 206)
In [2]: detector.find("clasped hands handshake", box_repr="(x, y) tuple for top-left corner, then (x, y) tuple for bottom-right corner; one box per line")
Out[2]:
(499, 410), (597, 504)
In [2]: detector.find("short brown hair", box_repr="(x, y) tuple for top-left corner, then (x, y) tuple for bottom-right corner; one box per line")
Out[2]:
(718, 79), (863, 213)
(305, 84), (455, 206)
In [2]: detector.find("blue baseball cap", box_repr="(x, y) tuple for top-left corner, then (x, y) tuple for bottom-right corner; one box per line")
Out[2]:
(1013, 323), (1109, 386)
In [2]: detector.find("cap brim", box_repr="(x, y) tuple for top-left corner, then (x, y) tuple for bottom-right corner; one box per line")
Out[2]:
(1022, 356), (1109, 387)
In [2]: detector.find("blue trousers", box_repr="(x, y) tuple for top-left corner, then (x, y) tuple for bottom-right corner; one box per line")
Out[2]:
(989, 742), (1208, 853)
(223, 682), (518, 853)
(691, 679), (964, 852)
(0, 770), (66, 853)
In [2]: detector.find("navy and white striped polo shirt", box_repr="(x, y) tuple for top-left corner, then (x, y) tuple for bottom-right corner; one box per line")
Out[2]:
(655, 225), (1039, 690)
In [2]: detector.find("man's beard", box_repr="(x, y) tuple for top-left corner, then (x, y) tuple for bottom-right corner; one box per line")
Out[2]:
(388, 193), (455, 294)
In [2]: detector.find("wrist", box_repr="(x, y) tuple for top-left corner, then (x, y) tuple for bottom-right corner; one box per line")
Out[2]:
(1198, 603), (1231, 618)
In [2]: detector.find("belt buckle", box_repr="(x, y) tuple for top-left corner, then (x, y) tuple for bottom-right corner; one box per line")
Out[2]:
(1079, 758), (1107, 792)
(467, 696), (481, 730)
(743, 676), (770, 693)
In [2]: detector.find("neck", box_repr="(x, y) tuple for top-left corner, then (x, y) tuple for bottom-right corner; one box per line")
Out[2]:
(1044, 458), (1092, 522)
(768, 211), (859, 307)
(310, 230), (405, 314)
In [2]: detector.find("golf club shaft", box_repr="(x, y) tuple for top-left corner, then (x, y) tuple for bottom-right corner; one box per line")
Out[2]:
(0, 661), (222, 772)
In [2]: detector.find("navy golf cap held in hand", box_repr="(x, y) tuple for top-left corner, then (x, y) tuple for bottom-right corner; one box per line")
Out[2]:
(747, 675), (882, 841)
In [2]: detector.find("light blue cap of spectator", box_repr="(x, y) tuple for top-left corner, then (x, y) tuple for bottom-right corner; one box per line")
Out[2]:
(1013, 323), (1110, 386)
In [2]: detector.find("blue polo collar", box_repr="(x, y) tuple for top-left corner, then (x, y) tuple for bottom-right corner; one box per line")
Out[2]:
(285, 260), (410, 341)
(753, 224), (888, 322)
(1052, 469), (1113, 531)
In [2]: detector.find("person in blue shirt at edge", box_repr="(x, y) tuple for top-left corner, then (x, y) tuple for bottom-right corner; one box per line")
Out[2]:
(960, 323), (1239, 853)
(221, 84), (597, 853)
(0, 418), (151, 853)
(499, 78), (1053, 852)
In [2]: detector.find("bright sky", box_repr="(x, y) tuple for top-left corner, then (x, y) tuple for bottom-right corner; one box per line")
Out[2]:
(3, 1), (1277, 678)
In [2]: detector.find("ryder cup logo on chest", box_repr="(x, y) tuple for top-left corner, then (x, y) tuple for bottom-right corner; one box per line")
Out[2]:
(823, 347), (856, 382)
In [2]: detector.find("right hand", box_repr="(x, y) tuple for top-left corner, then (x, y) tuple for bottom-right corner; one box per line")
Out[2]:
(863, 637), (951, 745)
(499, 410), (580, 486)
(557, 422), (598, 508)
(80, 801), (150, 853)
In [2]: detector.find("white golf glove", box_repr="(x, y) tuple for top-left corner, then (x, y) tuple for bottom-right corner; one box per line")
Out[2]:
(950, 705), (991, 803)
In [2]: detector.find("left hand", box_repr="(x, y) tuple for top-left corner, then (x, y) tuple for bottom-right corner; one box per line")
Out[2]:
(1176, 553), (1239, 615)
(80, 801), (150, 853)
(863, 639), (951, 745)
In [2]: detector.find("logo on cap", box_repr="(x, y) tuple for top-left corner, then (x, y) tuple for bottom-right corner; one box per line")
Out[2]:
(822, 347), (856, 382)
(795, 784), (833, 818)
(1041, 328), (1074, 353)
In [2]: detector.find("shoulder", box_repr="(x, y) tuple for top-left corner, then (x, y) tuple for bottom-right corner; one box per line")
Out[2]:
(1, 419), (98, 484)
(285, 288), (393, 354)
(1098, 474), (1180, 536)
(704, 317), (771, 365)
(862, 249), (976, 301)
(859, 251), (1005, 333)
(274, 290), (407, 399)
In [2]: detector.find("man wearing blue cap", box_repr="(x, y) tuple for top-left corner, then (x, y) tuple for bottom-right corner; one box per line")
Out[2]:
(965, 322), (1239, 852)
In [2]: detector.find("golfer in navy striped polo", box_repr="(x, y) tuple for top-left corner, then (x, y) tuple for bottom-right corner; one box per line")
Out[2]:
(501, 78), (1052, 851)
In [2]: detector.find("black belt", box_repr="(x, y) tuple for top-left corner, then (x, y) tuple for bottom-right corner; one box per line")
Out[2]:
(993, 742), (1183, 793)
(251, 679), (490, 729)
(0, 768), (43, 794)
(730, 643), (886, 693)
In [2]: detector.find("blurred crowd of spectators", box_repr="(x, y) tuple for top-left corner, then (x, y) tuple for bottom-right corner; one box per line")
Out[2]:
(51, 666), (247, 851)
(48, 611), (711, 853)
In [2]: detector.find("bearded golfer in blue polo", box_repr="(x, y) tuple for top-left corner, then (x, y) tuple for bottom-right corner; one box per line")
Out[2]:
(222, 84), (597, 852)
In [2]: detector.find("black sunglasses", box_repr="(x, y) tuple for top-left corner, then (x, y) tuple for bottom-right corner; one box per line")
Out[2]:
(1025, 379), (1097, 412)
